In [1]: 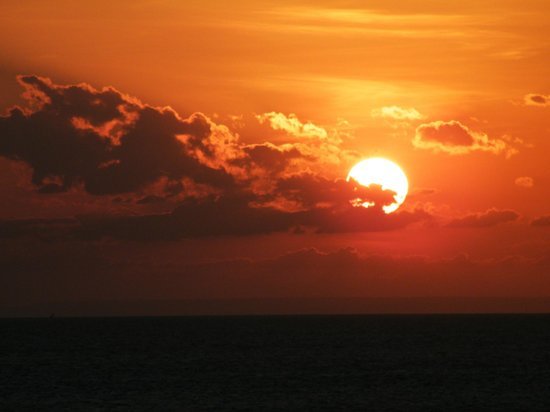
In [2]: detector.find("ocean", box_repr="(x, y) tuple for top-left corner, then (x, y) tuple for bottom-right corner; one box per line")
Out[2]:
(2, 315), (550, 410)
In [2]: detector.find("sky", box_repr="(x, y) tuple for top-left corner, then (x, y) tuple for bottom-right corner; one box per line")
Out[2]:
(0, 0), (549, 315)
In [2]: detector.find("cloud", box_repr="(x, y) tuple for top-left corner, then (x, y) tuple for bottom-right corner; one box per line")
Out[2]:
(413, 120), (516, 157)
(0, 77), (357, 197)
(0, 75), (235, 195)
(531, 216), (550, 227)
(253, 112), (359, 174)
(371, 105), (424, 120)
(524, 94), (550, 107)
(515, 176), (534, 188)
(1, 243), (549, 314)
(0, 218), (78, 241)
(0, 193), (431, 241)
(208, 247), (550, 299)
(74, 198), (430, 241)
(234, 143), (303, 176)
(447, 209), (519, 228)
(272, 173), (398, 211)
(410, 188), (436, 197)
(0, 76), (433, 238)
(256, 112), (327, 139)
(136, 195), (165, 205)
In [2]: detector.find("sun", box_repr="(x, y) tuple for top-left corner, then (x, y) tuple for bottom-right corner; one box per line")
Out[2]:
(347, 157), (409, 214)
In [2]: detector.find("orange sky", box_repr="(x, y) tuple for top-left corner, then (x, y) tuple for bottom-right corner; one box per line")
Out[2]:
(0, 1), (549, 314)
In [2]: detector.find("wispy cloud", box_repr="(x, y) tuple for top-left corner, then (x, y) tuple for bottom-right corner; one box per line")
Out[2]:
(447, 209), (519, 228)
(371, 105), (424, 121)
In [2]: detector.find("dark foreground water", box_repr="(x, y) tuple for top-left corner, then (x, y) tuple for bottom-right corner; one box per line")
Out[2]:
(1, 315), (550, 410)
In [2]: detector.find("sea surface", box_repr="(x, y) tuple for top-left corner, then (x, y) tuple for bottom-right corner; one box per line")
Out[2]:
(1, 315), (550, 410)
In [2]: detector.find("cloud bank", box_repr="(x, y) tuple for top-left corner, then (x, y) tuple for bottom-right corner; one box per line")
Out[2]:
(447, 209), (519, 228)
(1, 244), (549, 312)
(0, 76), (431, 238)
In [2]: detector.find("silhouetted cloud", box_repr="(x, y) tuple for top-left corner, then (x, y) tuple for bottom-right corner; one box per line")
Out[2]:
(0, 76), (433, 238)
(136, 195), (165, 205)
(413, 120), (516, 157)
(232, 143), (303, 175)
(0, 77), (353, 201)
(74, 197), (430, 240)
(524, 94), (550, 107)
(273, 173), (398, 210)
(447, 209), (519, 228)
(0, 194), (430, 241)
(0, 76), (234, 195)
(0, 218), (78, 240)
(1, 244), (549, 313)
(531, 216), (550, 227)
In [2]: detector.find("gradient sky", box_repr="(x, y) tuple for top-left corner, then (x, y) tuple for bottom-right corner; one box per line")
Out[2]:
(1, 0), (549, 315)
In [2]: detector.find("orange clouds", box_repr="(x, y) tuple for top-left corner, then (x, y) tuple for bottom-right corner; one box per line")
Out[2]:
(0, 76), (433, 237)
(413, 120), (516, 157)
(0, 77), (356, 203)
(256, 112), (328, 139)
(515, 176), (534, 188)
(253, 111), (358, 177)
(1, 1), (550, 318)
(371, 106), (424, 121)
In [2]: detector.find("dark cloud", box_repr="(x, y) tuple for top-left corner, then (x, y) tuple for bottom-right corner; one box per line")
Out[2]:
(273, 173), (398, 210)
(447, 209), (519, 228)
(312, 207), (431, 234)
(0, 76), (234, 195)
(531, 216), (550, 227)
(524, 94), (550, 107)
(236, 143), (303, 174)
(75, 195), (297, 240)
(418, 121), (475, 146)
(37, 183), (65, 194)
(0, 218), (78, 240)
(136, 195), (165, 205)
(19, 75), (128, 125)
(74, 196), (430, 240)
(413, 120), (513, 156)
(236, 248), (550, 299)
(1, 243), (549, 315)
(0, 196), (430, 241)
(0, 76), (432, 238)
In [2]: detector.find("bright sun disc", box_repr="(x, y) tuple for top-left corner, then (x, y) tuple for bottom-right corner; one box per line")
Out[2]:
(347, 157), (409, 214)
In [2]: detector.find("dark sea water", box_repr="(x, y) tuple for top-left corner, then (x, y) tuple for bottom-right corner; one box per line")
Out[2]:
(1, 315), (550, 410)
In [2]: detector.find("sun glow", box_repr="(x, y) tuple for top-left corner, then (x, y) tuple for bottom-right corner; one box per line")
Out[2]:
(347, 157), (409, 214)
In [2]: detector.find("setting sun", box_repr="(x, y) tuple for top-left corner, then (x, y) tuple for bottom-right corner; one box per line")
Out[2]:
(1, 2), (550, 407)
(347, 158), (409, 214)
